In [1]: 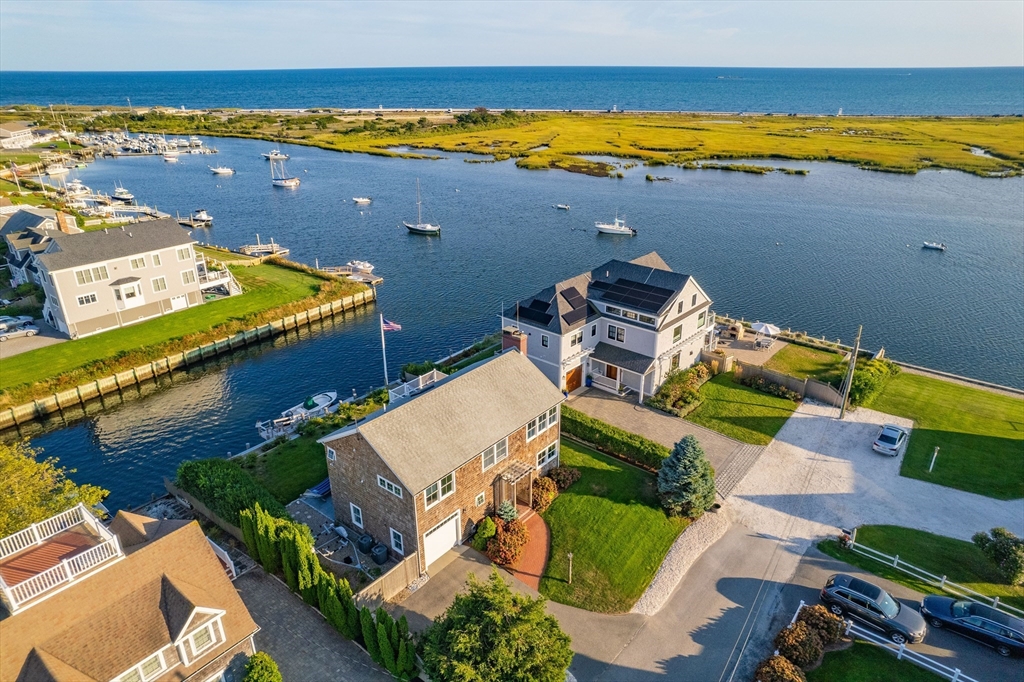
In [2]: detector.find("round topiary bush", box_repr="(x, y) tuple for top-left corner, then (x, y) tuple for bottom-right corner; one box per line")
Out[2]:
(471, 516), (497, 552)
(796, 604), (845, 646)
(754, 654), (806, 682)
(773, 621), (823, 669)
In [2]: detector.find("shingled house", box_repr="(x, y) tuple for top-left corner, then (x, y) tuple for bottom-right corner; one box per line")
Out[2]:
(0, 505), (259, 682)
(319, 350), (564, 573)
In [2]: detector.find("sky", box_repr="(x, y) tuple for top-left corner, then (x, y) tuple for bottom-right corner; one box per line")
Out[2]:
(1, 0), (1022, 71)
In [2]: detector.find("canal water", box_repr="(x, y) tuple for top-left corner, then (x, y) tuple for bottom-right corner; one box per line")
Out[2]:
(17, 136), (1024, 509)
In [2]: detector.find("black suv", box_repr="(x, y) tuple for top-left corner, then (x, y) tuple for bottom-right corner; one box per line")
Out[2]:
(820, 573), (927, 644)
(921, 596), (1024, 657)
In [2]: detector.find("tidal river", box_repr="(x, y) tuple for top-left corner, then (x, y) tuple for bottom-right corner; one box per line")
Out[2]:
(19, 136), (1024, 509)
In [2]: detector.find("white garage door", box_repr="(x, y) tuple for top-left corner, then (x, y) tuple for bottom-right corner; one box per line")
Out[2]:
(170, 295), (188, 311)
(423, 511), (460, 569)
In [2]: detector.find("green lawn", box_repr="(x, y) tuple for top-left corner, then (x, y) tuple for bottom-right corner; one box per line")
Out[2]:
(685, 372), (799, 445)
(539, 440), (688, 613)
(864, 373), (1024, 499)
(764, 343), (847, 387)
(245, 434), (329, 504)
(818, 525), (1024, 611)
(1, 263), (329, 390)
(806, 642), (943, 682)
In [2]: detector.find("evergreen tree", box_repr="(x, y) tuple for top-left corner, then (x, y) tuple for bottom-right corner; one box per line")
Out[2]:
(242, 651), (282, 682)
(397, 614), (410, 642)
(254, 504), (281, 574)
(378, 621), (397, 673)
(294, 523), (319, 605)
(657, 435), (716, 518)
(360, 606), (381, 663)
(279, 525), (299, 591)
(399, 637), (417, 679)
(396, 640), (411, 680)
(239, 507), (258, 561)
(344, 596), (361, 640)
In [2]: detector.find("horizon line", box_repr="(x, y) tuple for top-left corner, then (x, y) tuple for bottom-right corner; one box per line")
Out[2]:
(3, 65), (1023, 74)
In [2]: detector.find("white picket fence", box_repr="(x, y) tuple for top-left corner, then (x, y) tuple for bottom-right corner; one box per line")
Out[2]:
(788, 600), (979, 682)
(846, 529), (1024, 619)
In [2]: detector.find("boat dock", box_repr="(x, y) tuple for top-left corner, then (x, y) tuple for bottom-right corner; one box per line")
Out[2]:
(319, 265), (384, 285)
(238, 235), (289, 257)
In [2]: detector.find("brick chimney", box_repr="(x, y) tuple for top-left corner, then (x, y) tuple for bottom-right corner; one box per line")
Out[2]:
(55, 212), (76, 234)
(502, 326), (527, 354)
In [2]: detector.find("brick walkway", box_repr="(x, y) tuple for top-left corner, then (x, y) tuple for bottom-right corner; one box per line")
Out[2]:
(235, 570), (390, 682)
(509, 511), (549, 590)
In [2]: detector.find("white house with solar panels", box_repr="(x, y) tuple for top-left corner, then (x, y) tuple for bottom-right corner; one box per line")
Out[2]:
(500, 252), (716, 401)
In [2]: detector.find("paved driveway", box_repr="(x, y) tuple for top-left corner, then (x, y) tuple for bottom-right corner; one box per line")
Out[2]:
(0, 320), (64, 358)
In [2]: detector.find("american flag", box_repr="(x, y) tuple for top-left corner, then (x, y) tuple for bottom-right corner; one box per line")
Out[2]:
(381, 318), (402, 332)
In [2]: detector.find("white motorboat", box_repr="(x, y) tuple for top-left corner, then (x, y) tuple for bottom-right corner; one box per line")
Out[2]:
(262, 149), (289, 160)
(403, 179), (441, 235)
(209, 166), (235, 175)
(163, 148), (180, 158)
(270, 158), (300, 188)
(352, 197), (372, 204)
(595, 216), (637, 236)
(178, 208), (213, 228)
(163, 153), (178, 162)
(346, 260), (374, 273)
(256, 391), (338, 439)
(46, 165), (70, 176)
(554, 204), (571, 210)
(112, 184), (135, 202)
(65, 179), (90, 197)
(922, 242), (946, 251)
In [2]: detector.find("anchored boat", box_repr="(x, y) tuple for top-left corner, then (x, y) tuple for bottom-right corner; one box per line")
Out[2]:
(256, 391), (338, 440)
(403, 179), (441, 235)
(922, 242), (947, 251)
(595, 215), (637, 236)
(112, 183), (135, 202)
(352, 197), (372, 205)
(262, 149), (289, 160)
(554, 204), (571, 210)
(270, 158), (300, 188)
(209, 165), (235, 175)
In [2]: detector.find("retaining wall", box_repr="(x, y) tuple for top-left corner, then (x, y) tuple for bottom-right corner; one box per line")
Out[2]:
(0, 289), (375, 430)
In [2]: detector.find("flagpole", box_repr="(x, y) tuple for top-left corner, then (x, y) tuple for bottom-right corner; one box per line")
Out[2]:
(380, 314), (390, 387)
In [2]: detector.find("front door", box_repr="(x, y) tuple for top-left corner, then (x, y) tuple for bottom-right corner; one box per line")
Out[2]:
(566, 366), (583, 392)
(606, 365), (618, 381)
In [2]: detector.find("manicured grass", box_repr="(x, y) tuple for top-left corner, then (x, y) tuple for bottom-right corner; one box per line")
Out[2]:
(0, 262), (332, 391)
(245, 434), (329, 504)
(818, 525), (1024, 611)
(806, 641), (943, 682)
(539, 440), (688, 613)
(864, 373), (1024, 499)
(764, 343), (847, 387)
(685, 372), (798, 445)
(446, 343), (500, 373)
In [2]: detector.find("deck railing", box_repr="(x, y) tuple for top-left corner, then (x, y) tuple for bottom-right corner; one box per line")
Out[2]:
(2, 536), (121, 611)
(389, 369), (448, 402)
(0, 504), (86, 560)
(591, 374), (619, 392)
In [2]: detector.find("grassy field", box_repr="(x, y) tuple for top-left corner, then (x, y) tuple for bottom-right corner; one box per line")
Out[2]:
(806, 641), (943, 682)
(539, 440), (688, 613)
(764, 343), (847, 387)
(685, 372), (799, 445)
(863, 373), (1024, 499)
(819, 525), (1024, 611)
(244, 434), (328, 504)
(0, 263), (364, 405)
(29, 107), (1024, 179)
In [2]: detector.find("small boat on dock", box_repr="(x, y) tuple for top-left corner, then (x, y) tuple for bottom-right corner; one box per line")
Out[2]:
(403, 179), (441, 235)
(64, 179), (90, 198)
(554, 204), (571, 210)
(270, 158), (300, 188)
(922, 242), (947, 251)
(178, 208), (213, 228)
(238, 234), (290, 257)
(209, 165), (235, 175)
(256, 391), (338, 440)
(317, 260), (383, 284)
(595, 215), (637, 236)
(262, 149), (289, 160)
(46, 165), (70, 176)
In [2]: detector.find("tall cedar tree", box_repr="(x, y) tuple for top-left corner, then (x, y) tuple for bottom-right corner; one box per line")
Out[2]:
(239, 507), (258, 562)
(422, 569), (572, 682)
(657, 435), (716, 518)
(378, 622), (397, 674)
(360, 607), (381, 662)
(255, 504), (281, 574)
(279, 525), (299, 591)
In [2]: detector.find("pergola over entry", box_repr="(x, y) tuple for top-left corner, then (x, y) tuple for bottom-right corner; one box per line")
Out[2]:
(496, 460), (534, 510)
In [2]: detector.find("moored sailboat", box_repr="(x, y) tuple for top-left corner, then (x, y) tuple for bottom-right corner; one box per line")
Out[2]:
(403, 179), (440, 235)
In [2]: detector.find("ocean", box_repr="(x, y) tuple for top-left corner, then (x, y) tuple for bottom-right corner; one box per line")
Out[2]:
(2, 66), (1023, 115)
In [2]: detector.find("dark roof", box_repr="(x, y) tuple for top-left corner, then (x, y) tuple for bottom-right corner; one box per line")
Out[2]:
(1, 209), (56, 235)
(109, 276), (142, 286)
(35, 218), (195, 273)
(591, 342), (655, 375)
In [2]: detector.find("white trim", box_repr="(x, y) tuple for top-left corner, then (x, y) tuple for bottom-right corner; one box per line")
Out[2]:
(537, 441), (559, 468)
(151, 275), (168, 293)
(481, 437), (508, 471)
(377, 474), (403, 499)
(390, 527), (405, 555)
(350, 503), (363, 528)
(326, 447), (336, 461)
(181, 268), (197, 286)
(177, 246), (192, 261)
(112, 644), (173, 682)
(424, 472), (455, 510)
(129, 256), (146, 270)
(76, 291), (97, 306)
(475, 492), (486, 507)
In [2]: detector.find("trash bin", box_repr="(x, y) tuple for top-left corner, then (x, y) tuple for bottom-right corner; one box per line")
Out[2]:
(357, 533), (374, 553)
(370, 543), (389, 565)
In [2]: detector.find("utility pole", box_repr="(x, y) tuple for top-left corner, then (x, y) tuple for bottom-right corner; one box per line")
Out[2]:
(839, 325), (862, 419)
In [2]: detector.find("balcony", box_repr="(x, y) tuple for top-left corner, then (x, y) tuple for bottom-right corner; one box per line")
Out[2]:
(389, 369), (448, 403)
(0, 503), (123, 614)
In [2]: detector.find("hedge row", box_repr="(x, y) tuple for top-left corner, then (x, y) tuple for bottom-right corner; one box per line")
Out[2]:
(176, 458), (288, 525)
(560, 405), (671, 470)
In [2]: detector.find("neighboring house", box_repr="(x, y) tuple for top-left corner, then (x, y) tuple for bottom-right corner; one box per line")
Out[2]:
(28, 218), (225, 338)
(0, 505), (259, 682)
(1, 208), (78, 286)
(319, 350), (564, 574)
(500, 251), (716, 401)
(0, 121), (34, 149)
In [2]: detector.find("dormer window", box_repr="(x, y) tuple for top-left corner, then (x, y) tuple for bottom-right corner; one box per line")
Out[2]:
(114, 650), (168, 682)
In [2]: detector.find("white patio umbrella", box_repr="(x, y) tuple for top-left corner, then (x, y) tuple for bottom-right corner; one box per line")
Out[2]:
(751, 322), (781, 336)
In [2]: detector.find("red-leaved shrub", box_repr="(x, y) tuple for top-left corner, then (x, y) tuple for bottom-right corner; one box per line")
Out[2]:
(486, 518), (529, 567)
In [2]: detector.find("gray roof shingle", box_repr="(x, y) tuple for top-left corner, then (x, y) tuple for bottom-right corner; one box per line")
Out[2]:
(0, 208), (56, 235)
(35, 218), (195, 272)
(591, 342), (656, 375)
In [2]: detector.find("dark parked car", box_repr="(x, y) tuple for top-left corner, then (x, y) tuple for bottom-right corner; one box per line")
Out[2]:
(820, 573), (927, 644)
(921, 596), (1024, 657)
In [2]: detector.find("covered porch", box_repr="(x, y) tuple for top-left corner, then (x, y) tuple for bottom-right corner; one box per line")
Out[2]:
(495, 460), (534, 513)
(587, 342), (655, 404)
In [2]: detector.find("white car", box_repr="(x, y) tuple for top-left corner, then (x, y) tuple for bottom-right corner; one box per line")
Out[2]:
(0, 324), (39, 342)
(872, 424), (909, 456)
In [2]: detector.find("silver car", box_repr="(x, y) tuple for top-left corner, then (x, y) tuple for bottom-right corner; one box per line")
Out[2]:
(0, 325), (39, 342)
(872, 424), (909, 456)
(0, 315), (34, 330)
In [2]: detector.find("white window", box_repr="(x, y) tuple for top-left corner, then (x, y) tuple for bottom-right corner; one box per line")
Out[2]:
(177, 246), (192, 261)
(152, 253), (162, 267)
(115, 651), (167, 682)
(475, 492), (486, 507)
(673, 325), (682, 342)
(77, 292), (97, 306)
(538, 442), (558, 468)
(326, 447), (336, 461)
(639, 314), (657, 325)
(608, 325), (625, 342)
(130, 257), (146, 270)
(390, 528), (404, 554)
(181, 269), (197, 285)
(74, 265), (108, 285)
(425, 472), (455, 508)
(481, 437), (508, 470)
(527, 406), (558, 441)
(692, 293), (698, 306)
(350, 503), (363, 528)
(152, 276), (167, 293)
(697, 311), (706, 327)
(377, 475), (403, 498)
(48, 274), (55, 286)
(569, 330), (583, 347)
(187, 622), (218, 657)
(591, 325), (596, 336)
(607, 305), (621, 316)
(541, 334), (549, 347)
(623, 310), (638, 320)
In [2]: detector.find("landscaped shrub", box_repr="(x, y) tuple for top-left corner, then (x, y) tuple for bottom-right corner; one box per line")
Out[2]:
(176, 458), (287, 525)
(645, 364), (711, 415)
(548, 465), (581, 491)
(773, 621), (823, 669)
(561, 405), (671, 470)
(486, 518), (530, 567)
(754, 655), (806, 682)
(471, 516), (497, 552)
(532, 476), (559, 512)
(496, 499), (519, 522)
(795, 604), (845, 646)
(739, 375), (801, 401)
(973, 527), (1024, 586)
(360, 606), (380, 662)
(401, 359), (438, 377)
(242, 652), (282, 682)
(657, 435), (716, 518)
(848, 358), (900, 406)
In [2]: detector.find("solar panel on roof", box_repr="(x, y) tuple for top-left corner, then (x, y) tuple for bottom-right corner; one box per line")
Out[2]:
(528, 299), (551, 312)
(561, 307), (589, 325)
(560, 287), (586, 309)
(518, 306), (553, 325)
